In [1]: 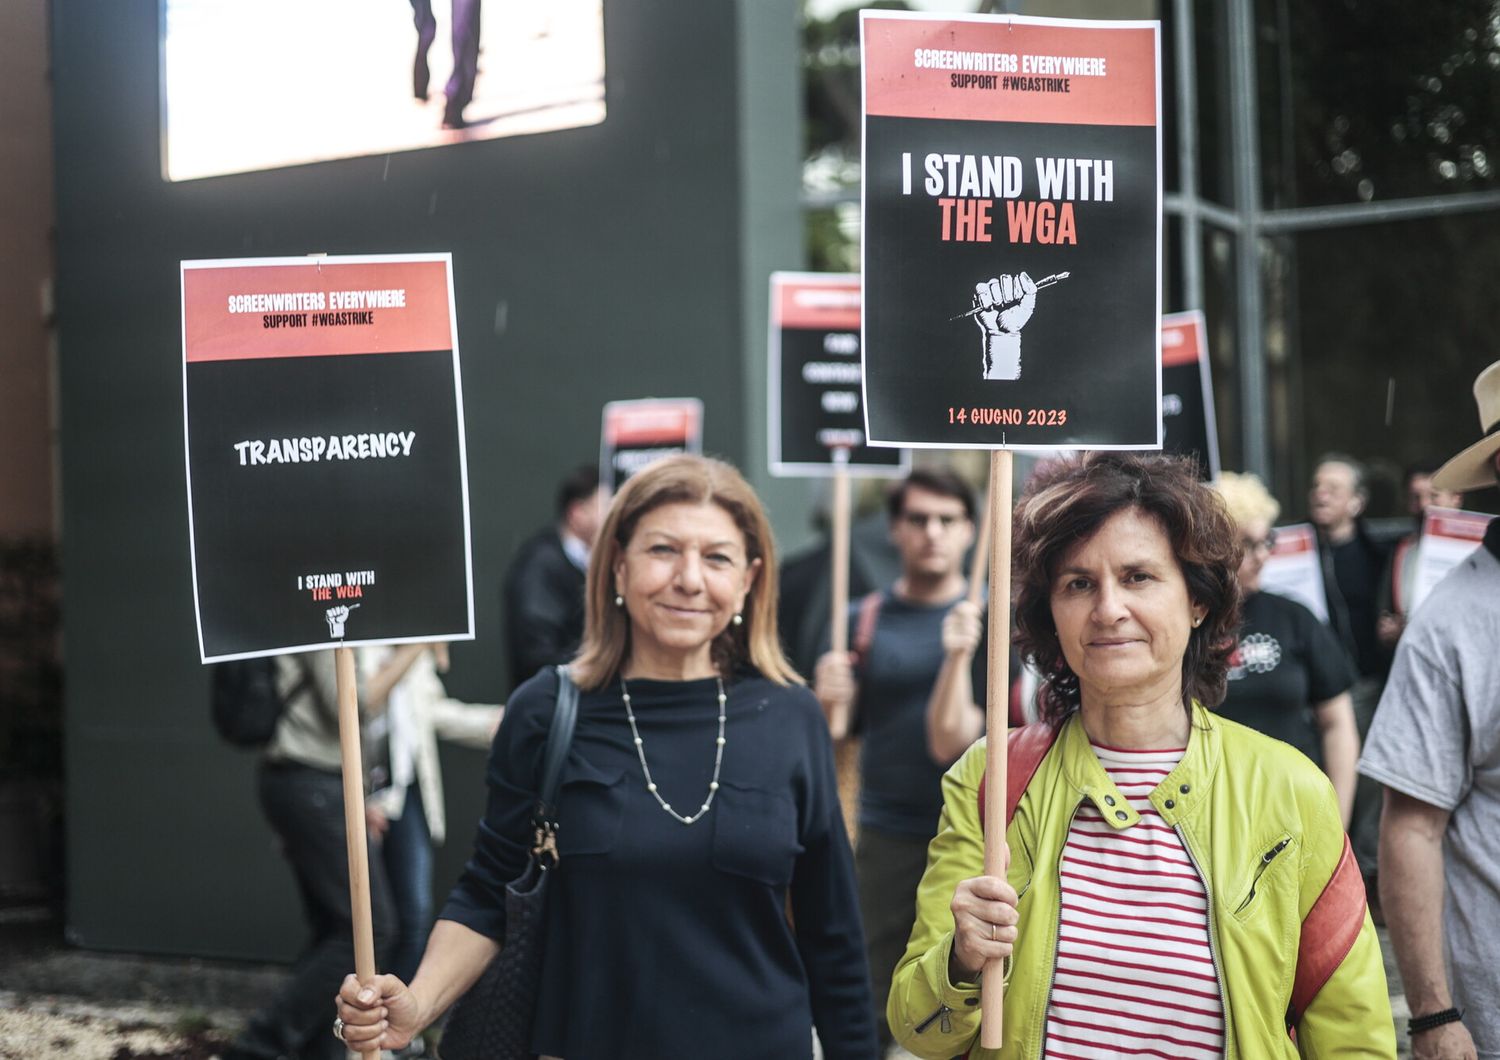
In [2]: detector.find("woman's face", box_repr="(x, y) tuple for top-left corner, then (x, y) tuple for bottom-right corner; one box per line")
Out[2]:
(614, 501), (760, 673)
(1049, 507), (1205, 708)
(1236, 516), (1274, 592)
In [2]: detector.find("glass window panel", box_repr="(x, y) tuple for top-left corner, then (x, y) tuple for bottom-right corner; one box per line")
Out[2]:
(1260, 232), (1301, 501)
(1202, 223), (1240, 472)
(1257, 0), (1500, 208)
(1284, 212), (1500, 518)
(1163, 214), (1184, 312)
(1194, 0), (1236, 206)
(1161, 0), (1181, 194)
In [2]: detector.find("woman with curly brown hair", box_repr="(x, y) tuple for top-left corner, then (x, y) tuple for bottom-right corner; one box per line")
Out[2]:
(888, 452), (1393, 1059)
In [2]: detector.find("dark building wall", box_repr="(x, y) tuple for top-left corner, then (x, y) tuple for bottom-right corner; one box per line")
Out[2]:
(55, 0), (804, 959)
(0, 0), (55, 539)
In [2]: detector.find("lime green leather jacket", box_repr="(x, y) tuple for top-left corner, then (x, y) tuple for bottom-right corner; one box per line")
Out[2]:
(888, 704), (1395, 1058)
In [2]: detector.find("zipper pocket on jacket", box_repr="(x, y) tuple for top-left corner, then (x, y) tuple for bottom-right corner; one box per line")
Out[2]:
(1233, 835), (1292, 915)
(914, 1004), (952, 1034)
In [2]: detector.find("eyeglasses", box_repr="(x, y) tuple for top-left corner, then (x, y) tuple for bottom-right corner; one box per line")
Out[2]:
(900, 512), (965, 531)
(1241, 531), (1278, 553)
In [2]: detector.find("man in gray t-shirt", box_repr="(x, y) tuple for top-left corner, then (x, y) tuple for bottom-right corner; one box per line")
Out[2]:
(1359, 359), (1500, 1058)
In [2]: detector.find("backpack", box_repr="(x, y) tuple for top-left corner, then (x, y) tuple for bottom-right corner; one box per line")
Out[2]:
(210, 656), (307, 748)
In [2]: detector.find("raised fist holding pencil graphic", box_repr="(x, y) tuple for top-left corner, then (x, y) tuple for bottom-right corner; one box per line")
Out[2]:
(957, 271), (1069, 380)
(325, 603), (359, 639)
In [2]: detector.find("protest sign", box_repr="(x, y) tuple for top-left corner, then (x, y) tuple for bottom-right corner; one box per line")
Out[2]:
(1160, 311), (1219, 478)
(182, 254), (474, 663)
(1409, 507), (1496, 614)
(860, 11), (1161, 1042)
(599, 398), (704, 494)
(860, 11), (1161, 451)
(183, 252), (475, 989)
(768, 272), (907, 478)
(1259, 524), (1328, 622)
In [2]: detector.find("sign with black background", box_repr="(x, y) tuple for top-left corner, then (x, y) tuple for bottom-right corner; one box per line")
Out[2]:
(768, 272), (908, 477)
(182, 255), (474, 662)
(1160, 310), (1220, 478)
(861, 12), (1161, 450)
(600, 398), (704, 494)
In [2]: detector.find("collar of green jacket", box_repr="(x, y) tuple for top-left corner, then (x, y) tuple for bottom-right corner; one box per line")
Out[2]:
(886, 703), (1396, 1059)
(1041, 700), (1218, 829)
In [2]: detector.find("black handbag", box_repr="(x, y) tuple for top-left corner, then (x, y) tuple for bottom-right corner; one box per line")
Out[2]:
(439, 665), (580, 1060)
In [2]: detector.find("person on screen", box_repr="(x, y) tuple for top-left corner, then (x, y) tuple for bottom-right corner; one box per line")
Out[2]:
(410, 0), (482, 129)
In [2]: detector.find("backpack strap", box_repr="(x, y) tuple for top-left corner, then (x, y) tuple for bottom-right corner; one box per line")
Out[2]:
(851, 590), (884, 666)
(1288, 835), (1367, 1028)
(976, 722), (1061, 832)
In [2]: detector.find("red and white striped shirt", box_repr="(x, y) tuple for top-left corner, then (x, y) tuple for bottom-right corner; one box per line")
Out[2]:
(1043, 743), (1225, 1060)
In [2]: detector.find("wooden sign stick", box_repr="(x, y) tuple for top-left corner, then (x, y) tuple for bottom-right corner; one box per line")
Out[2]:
(335, 646), (379, 1036)
(827, 447), (853, 739)
(980, 450), (1013, 1049)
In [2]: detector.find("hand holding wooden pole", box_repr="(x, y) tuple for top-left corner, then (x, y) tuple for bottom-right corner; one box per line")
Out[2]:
(335, 646), (379, 1053)
(980, 451), (1013, 1049)
(827, 448), (853, 739)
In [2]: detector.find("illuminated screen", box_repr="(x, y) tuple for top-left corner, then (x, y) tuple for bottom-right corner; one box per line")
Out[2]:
(162, 0), (607, 182)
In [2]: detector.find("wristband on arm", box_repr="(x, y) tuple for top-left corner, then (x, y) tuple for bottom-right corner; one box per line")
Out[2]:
(1408, 1007), (1463, 1036)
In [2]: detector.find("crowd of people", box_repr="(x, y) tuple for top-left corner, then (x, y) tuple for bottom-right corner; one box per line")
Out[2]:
(222, 359), (1500, 1060)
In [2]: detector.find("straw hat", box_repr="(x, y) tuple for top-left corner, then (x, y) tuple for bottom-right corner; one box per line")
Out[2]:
(1434, 360), (1500, 491)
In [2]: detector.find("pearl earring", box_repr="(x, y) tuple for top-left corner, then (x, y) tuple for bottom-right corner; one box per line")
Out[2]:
(732, 613), (743, 626)
(614, 594), (624, 608)
(1192, 616), (1203, 628)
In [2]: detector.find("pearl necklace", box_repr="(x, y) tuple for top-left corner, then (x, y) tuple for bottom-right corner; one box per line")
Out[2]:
(620, 675), (726, 826)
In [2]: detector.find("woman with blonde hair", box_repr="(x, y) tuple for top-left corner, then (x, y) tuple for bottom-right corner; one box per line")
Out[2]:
(336, 454), (877, 1058)
(1214, 471), (1360, 826)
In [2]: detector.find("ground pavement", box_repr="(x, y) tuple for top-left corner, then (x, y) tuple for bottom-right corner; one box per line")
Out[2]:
(0, 902), (1412, 1058)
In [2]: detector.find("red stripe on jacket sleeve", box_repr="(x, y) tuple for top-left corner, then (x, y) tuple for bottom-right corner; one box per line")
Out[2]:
(1290, 835), (1367, 1022)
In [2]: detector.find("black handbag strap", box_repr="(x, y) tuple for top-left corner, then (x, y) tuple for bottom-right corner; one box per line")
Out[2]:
(530, 664), (580, 864)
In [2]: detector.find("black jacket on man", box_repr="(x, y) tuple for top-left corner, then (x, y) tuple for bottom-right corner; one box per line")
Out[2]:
(502, 529), (586, 690)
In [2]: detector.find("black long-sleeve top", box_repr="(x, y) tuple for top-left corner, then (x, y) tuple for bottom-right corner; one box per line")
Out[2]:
(440, 667), (878, 1059)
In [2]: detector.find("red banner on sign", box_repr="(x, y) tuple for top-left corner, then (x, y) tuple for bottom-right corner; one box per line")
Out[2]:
(775, 279), (863, 331)
(1160, 316), (1202, 368)
(863, 15), (1157, 128)
(604, 403), (701, 447)
(183, 259), (453, 363)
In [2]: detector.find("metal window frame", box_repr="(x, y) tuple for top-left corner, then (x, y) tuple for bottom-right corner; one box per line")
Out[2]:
(804, 0), (1500, 480)
(1178, 0), (1500, 477)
